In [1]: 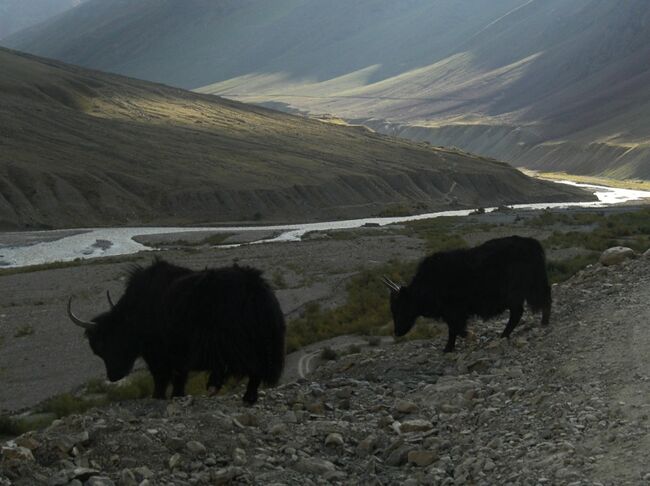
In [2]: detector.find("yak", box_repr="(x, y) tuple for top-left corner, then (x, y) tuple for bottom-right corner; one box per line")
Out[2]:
(68, 259), (286, 404)
(383, 236), (551, 352)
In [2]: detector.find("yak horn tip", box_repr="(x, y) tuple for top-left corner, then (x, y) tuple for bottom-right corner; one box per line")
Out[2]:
(106, 290), (115, 308)
(67, 296), (96, 330)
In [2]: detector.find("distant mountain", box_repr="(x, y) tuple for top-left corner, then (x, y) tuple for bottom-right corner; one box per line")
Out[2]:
(0, 48), (588, 230)
(4, 0), (648, 179)
(0, 0), (83, 39)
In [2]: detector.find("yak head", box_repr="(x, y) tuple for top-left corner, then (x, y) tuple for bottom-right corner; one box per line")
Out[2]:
(68, 292), (139, 382)
(382, 276), (419, 337)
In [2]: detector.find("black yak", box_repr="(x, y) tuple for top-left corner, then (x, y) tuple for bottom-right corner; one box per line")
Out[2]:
(383, 236), (551, 352)
(68, 259), (286, 404)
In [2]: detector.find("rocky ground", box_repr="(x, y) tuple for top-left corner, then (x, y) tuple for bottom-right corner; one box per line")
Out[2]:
(1, 249), (649, 485)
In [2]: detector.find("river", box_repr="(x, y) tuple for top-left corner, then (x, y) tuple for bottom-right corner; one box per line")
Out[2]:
(1, 181), (649, 268)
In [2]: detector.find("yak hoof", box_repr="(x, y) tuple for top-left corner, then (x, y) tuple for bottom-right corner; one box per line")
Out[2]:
(243, 392), (258, 405)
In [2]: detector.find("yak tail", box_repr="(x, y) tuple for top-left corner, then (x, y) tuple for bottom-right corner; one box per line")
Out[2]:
(526, 241), (552, 325)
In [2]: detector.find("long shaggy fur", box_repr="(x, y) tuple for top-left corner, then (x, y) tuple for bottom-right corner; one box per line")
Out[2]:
(390, 236), (551, 352)
(85, 259), (286, 403)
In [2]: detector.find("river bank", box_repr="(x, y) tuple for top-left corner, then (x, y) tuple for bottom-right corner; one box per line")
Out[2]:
(1, 180), (649, 269)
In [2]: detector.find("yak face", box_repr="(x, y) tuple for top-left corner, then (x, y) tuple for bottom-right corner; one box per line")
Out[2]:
(85, 309), (140, 382)
(389, 288), (419, 337)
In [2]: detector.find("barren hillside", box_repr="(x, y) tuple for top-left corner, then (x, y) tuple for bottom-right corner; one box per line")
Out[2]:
(0, 47), (589, 230)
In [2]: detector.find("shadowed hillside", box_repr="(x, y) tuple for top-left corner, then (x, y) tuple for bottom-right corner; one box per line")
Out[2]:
(0, 48), (590, 230)
(0, 0), (83, 39)
(7, 0), (645, 178)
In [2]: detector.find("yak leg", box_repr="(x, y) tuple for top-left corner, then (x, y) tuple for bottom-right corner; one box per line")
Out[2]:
(243, 375), (261, 405)
(171, 370), (188, 397)
(444, 320), (465, 353)
(207, 369), (225, 396)
(501, 304), (524, 338)
(541, 301), (551, 326)
(152, 370), (172, 399)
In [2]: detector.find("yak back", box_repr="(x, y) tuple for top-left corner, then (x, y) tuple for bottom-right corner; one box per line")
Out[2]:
(409, 236), (548, 320)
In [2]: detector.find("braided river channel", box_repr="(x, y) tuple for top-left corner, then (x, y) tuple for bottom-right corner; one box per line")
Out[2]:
(1, 181), (649, 268)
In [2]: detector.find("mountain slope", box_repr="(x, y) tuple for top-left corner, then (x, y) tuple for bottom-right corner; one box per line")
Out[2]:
(0, 47), (589, 230)
(0, 0), (83, 39)
(7, 0), (645, 178)
(2, 0), (527, 89)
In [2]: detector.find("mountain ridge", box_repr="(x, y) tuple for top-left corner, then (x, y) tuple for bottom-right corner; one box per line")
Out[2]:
(7, 0), (638, 178)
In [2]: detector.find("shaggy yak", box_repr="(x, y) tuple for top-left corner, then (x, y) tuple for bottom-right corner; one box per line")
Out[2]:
(68, 259), (286, 404)
(383, 236), (551, 352)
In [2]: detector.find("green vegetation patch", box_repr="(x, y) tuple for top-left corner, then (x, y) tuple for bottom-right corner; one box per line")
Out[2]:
(286, 259), (415, 352)
(13, 324), (34, 338)
(400, 216), (475, 252)
(542, 207), (649, 251)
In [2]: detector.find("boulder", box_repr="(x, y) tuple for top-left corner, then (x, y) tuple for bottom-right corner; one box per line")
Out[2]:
(599, 246), (635, 266)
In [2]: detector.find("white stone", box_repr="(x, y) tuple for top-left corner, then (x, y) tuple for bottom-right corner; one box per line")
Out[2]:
(599, 246), (635, 266)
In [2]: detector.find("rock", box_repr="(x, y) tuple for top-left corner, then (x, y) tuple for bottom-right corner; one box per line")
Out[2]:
(233, 413), (258, 427)
(232, 448), (247, 466)
(292, 457), (337, 475)
(119, 469), (138, 486)
(467, 358), (493, 373)
(324, 433), (344, 447)
(513, 337), (528, 348)
(1, 445), (34, 462)
(269, 423), (288, 435)
(70, 468), (99, 481)
(600, 247), (635, 266)
(133, 466), (154, 480)
(400, 419), (434, 433)
(210, 467), (243, 485)
(168, 453), (182, 470)
(185, 440), (206, 455)
(385, 445), (412, 466)
(85, 477), (115, 486)
(643, 248), (650, 258)
(15, 436), (40, 450)
(395, 400), (418, 414)
(408, 450), (437, 467)
(306, 402), (324, 414)
(357, 435), (378, 455)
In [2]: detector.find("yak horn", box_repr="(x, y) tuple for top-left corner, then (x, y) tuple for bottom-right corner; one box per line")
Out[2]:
(106, 290), (115, 308)
(381, 276), (401, 292)
(67, 297), (96, 330)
